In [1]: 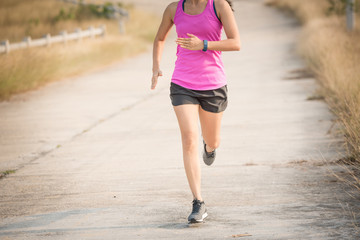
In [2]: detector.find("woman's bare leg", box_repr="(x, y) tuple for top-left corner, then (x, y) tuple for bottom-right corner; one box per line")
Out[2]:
(199, 108), (224, 152)
(173, 104), (202, 201)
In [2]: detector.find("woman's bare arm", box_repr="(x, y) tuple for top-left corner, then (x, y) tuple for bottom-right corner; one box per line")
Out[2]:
(151, 3), (177, 90)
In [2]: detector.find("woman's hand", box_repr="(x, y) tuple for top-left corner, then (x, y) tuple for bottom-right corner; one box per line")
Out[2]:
(151, 69), (163, 90)
(176, 33), (203, 51)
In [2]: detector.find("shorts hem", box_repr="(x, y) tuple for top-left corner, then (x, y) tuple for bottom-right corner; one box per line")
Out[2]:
(200, 106), (226, 113)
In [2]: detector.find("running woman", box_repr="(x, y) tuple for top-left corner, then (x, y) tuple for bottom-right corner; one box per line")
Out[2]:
(151, 0), (241, 223)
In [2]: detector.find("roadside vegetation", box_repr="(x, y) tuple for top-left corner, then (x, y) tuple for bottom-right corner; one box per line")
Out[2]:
(265, 0), (360, 190)
(0, 170), (16, 179)
(0, 0), (159, 100)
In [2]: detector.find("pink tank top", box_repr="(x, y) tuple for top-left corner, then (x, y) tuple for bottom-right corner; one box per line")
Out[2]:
(171, 0), (226, 90)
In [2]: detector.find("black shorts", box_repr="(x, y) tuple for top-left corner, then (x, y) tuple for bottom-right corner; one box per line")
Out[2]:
(170, 82), (228, 113)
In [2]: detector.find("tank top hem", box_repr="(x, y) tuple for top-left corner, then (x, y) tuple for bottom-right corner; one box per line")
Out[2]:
(171, 79), (226, 91)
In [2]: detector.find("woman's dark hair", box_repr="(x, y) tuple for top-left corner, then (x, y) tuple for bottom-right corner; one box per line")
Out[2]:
(225, 0), (234, 11)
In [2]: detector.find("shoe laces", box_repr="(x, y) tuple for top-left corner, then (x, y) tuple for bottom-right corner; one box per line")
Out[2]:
(208, 150), (215, 158)
(204, 144), (215, 158)
(192, 199), (202, 213)
(206, 149), (215, 158)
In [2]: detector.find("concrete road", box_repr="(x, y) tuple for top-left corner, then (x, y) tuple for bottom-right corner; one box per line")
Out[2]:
(0, 0), (359, 239)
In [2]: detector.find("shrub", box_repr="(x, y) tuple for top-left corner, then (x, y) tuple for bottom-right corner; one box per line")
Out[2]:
(327, 0), (359, 15)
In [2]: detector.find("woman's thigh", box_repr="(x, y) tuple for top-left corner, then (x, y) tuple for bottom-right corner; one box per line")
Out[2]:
(173, 104), (200, 140)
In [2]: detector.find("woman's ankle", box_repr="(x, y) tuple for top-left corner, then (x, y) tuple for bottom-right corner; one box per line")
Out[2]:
(205, 144), (215, 153)
(194, 196), (203, 202)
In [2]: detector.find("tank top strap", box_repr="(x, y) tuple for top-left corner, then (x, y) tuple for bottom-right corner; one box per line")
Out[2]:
(174, 0), (184, 23)
(205, 0), (220, 21)
(204, 0), (212, 16)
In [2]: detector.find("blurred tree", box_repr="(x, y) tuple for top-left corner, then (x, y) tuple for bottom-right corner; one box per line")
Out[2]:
(327, 0), (359, 15)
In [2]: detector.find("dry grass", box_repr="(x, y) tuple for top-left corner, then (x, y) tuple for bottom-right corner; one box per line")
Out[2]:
(0, 36), (146, 99)
(0, 0), (160, 100)
(265, 0), (360, 190)
(265, 0), (329, 23)
(0, 0), (103, 41)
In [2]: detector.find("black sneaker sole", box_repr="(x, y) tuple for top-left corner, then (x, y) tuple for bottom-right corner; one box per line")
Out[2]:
(188, 212), (208, 223)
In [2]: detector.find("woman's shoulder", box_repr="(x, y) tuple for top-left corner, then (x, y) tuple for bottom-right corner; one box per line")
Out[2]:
(163, 1), (179, 18)
(214, 0), (233, 18)
(166, 1), (179, 12)
(214, 0), (230, 9)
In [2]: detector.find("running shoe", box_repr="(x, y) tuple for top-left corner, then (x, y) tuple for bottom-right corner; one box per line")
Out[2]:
(188, 199), (208, 223)
(203, 141), (216, 166)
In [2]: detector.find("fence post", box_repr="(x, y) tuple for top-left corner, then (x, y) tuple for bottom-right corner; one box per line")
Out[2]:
(24, 36), (32, 48)
(60, 31), (68, 45)
(346, 0), (355, 31)
(88, 26), (95, 39)
(100, 24), (106, 37)
(1, 40), (10, 54)
(75, 28), (82, 42)
(118, 19), (126, 35)
(44, 33), (51, 47)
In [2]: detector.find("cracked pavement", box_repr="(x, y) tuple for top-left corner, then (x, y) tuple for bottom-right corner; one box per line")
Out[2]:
(0, 0), (359, 239)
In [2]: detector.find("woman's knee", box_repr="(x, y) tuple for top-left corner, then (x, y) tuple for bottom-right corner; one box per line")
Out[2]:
(181, 131), (198, 151)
